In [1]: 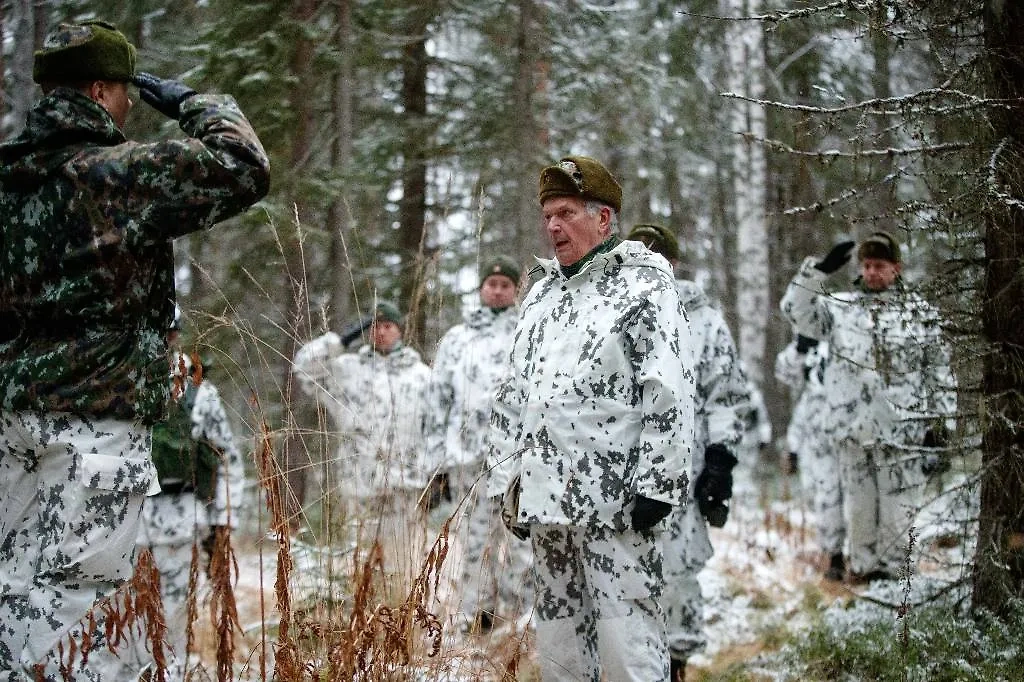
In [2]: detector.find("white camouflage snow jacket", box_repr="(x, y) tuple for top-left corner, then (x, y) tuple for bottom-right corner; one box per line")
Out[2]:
(294, 335), (431, 495)
(487, 240), (695, 531)
(780, 257), (957, 446)
(423, 306), (518, 472)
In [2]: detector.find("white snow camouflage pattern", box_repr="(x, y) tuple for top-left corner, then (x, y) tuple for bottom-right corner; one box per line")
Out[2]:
(423, 306), (519, 472)
(488, 239), (695, 531)
(780, 257), (957, 447)
(663, 279), (750, 662)
(294, 336), (431, 496)
(774, 340), (845, 555)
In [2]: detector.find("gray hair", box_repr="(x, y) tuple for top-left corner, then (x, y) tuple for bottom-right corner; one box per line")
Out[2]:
(584, 200), (619, 234)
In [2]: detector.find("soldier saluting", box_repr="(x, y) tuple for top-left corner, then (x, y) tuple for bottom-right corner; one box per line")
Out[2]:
(0, 20), (269, 680)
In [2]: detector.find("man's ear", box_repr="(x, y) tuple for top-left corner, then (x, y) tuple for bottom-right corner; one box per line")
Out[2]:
(599, 205), (612, 235)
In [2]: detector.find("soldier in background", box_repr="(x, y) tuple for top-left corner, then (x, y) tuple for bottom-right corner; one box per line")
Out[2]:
(0, 20), (268, 680)
(488, 157), (695, 681)
(781, 232), (957, 582)
(422, 254), (534, 633)
(626, 223), (749, 682)
(775, 335), (846, 581)
(293, 300), (431, 597)
(115, 314), (246, 680)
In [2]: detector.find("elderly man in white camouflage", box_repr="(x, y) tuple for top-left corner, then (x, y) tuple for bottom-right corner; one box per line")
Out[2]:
(0, 20), (268, 681)
(294, 300), (431, 595)
(775, 335), (846, 581)
(422, 255), (535, 633)
(627, 223), (749, 682)
(781, 232), (957, 582)
(488, 157), (695, 682)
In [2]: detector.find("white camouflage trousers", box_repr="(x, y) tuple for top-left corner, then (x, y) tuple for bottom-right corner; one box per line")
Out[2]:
(798, 444), (846, 556)
(839, 439), (926, 575)
(443, 463), (534, 627)
(531, 524), (669, 682)
(0, 411), (154, 682)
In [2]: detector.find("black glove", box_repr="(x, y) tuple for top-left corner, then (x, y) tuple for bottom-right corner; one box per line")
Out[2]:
(631, 495), (673, 532)
(132, 72), (197, 120)
(923, 425), (950, 449)
(813, 241), (856, 274)
(695, 444), (739, 528)
(339, 315), (374, 348)
(795, 334), (819, 354)
(421, 472), (452, 512)
(922, 425), (952, 476)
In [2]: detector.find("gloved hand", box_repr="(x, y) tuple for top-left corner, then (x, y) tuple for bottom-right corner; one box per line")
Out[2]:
(695, 444), (739, 528)
(813, 241), (856, 274)
(922, 425), (952, 476)
(631, 495), (673, 532)
(339, 315), (374, 348)
(132, 72), (197, 120)
(421, 472), (452, 512)
(795, 334), (819, 354)
(923, 425), (950, 449)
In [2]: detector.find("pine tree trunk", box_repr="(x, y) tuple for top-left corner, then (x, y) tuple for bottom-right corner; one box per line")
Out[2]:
(972, 0), (1024, 615)
(398, 4), (434, 350)
(328, 0), (355, 327)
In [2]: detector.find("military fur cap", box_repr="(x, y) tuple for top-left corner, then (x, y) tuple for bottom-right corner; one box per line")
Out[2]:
(479, 255), (521, 287)
(33, 20), (137, 85)
(857, 231), (901, 263)
(627, 223), (681, 263)
(373, 301), (403, 325)
(538, 156), (622, 214)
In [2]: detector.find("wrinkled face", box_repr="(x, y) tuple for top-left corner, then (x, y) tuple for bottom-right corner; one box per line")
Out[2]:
(541, 196), (610, 266)
(860, 257), (901, 291)
(370, 319), (401, 352)
(480, 274), (517, 308)
(92, 80), (133, 129)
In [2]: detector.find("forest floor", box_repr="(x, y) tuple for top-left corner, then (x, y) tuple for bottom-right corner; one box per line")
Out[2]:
(191, 460), (973, 681)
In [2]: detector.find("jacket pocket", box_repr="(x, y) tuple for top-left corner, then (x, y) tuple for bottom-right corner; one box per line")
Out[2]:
(79, 452), (157, 495)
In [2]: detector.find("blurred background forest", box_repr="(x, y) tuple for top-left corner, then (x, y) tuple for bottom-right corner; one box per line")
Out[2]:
(3, 2), (1024, 675)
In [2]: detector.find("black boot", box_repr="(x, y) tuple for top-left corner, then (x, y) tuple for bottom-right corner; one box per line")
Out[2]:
(824, 552), (845, 581)
(670, 657), (686, 682)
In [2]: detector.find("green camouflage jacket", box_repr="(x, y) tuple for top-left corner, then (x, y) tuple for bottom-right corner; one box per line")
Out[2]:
(0, 87), (270, 422)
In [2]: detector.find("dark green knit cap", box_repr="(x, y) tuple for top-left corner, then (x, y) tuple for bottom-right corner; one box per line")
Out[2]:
(857, 231), (901, 263)
(33, 20), (137, 85)
(538, 156), (622, 214)
(373, 301), (402, 325)
(479, 255), (521, 287)
(627, 223), (681, 262)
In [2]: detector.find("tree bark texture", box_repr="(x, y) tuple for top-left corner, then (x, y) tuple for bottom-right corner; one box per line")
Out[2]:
(972, 0), (1024, 615)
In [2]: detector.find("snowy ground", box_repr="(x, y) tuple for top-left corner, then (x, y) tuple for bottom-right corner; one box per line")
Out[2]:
(192, 461), (976, 680)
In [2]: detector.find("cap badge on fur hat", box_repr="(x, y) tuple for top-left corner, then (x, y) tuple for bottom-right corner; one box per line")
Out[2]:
(33, 20), (137, 84)
(538, 155), (623, 214)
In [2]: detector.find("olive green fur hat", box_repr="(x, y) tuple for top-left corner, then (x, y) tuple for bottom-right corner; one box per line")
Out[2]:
(538, 156), (622, 214)
(627, 223), (681, 263)
(373, 301), (403, 325)
(857, 231), (901, 263)
(479, 255), (522, 287)
(33, 20), (137, 85)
